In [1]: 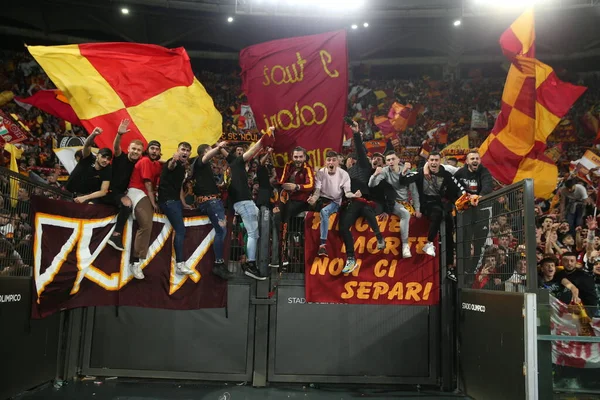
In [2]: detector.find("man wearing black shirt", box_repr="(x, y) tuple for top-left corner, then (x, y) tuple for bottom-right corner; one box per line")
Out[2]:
(340, 122), (385, 274)
(557, 252), (597, 312)
(100, 120), (144, 251)
(158, 142), (194, 276)
(400, 151), (472, 269)
(220, 136), (267, 280)
(453, 150), (493, 270)
(66, 127), (112, 204)
(194, 141), (232, 280)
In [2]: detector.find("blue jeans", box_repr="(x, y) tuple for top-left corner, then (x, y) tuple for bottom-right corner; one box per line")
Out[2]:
(197, 199), (227, 261)
(234, 200), (260, 262)
(319, 202), (340, 241)
(567, 204), (584, 237)
(160, 200), (185, 263)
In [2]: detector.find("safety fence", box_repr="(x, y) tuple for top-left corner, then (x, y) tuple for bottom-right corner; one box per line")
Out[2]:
(456, 179), (538, 292)
(0, 168), (72, 277)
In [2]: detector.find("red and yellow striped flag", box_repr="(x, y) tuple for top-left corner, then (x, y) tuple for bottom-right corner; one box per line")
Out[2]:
(27, 43), (222, 156)
(480, 8), (587, 199)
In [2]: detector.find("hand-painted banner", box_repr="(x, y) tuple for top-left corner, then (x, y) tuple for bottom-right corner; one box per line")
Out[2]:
(240, 30), (348, 169)
(0, 110), (28, 145)
(304, 212), (439, 305)
(550, 295), (600, 368)
(31, 196), (226, 319)
(548, 121), (577, 143)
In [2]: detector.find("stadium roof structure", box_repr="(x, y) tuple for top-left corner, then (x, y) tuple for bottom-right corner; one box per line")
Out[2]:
(1, 0), (600, 67)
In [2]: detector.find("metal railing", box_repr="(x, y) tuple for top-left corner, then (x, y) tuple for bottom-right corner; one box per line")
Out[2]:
(0, 167), (73, 277)
(456, 179), (538, 292)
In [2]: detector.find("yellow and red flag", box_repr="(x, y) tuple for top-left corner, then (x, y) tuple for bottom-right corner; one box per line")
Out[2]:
(15, 89), (82, 126)
(479, 8), (586, 199)
(27, 43), (222, 156)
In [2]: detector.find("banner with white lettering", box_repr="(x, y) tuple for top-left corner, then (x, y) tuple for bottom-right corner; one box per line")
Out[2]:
(304, 212), (440, 305)
(31, 196), (226, 319)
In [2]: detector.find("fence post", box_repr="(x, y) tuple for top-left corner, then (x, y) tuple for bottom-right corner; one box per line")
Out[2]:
(251, 206), (272, 387)
(456, 210), (465, 289)
(522, 179), (538, 292)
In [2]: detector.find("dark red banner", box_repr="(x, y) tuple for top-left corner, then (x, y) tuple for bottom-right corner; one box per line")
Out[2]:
(0, 110), (28, 145)
(31, 196), (226, 319)
(240, 30), (348, 169)
(304, 212), (440, 305)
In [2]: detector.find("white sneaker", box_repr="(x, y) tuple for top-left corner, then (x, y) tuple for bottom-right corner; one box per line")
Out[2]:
(130, 261), (145, 280)
(402, 243), (412, 258)
(342, 257), (358, 274)
(423, 242), (436, 257)
(176, 261), (194, 275)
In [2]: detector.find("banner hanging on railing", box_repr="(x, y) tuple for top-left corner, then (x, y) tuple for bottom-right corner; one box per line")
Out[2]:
(304, 212), (440, 305)
(30, 196), (226, 319)
(240, 30), (348, 169)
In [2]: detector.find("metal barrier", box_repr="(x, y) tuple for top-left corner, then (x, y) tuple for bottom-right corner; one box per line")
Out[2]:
(0, 167), (72, 277)
(456, 179), (538, 292)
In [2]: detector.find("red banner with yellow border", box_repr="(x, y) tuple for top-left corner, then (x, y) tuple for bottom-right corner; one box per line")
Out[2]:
(304, 212), (440, 305)
(240, 30), (348, 169)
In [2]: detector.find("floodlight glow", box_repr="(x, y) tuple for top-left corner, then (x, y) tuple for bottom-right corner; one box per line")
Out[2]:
(363, 22), (369, 27)
(351, 24), (358, 29)
(227, 16), (234, 22)
(121, 8), (129, 14)
(279, 0), (364, 10)
(474, 0), (548, 8)
(453, 20), (461, 26)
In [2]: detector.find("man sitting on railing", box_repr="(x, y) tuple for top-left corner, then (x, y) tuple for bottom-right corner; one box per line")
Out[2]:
(399, 151), (473, 278)
(307, 150), (357, 258)
(340, 122), (386, 274)
(220, 136), (268, 281)
(369, 150), (421, 259)
(101, 119), (144, 251)
(193, 141), (233, 280)
(276, 145), (315, 267)
(65, 127), (112, 205)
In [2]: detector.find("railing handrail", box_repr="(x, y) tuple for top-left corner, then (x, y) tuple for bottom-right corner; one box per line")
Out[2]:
(456, 178), (532, 214)
(0, 166), (73, 199)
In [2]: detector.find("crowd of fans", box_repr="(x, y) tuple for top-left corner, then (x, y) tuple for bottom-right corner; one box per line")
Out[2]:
(1, 49), (600, 309)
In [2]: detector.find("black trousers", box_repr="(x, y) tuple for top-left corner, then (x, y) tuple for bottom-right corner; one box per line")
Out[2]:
(279, 200), (310, 262)
(339, 200), (382, 258)
(462, 206), (492, 273)
(94, 191), (131, 235)
(423, 201), (454, 267)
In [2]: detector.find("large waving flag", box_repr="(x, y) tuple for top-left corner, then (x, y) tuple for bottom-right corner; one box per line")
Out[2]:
(27, 43), (222, 156)
(479, 8), (586, 199)
(14, 90), (82, 126)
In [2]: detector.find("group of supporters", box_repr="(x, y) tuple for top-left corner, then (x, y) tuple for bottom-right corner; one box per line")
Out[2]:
(60, 116), (495, 283)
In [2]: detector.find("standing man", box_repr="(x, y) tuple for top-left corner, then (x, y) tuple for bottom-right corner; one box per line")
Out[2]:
(119, 140), (163, 280)
(66, 127), (113, 204)
(221, 136), (267, 280)
(453, 149), (494, 273)
(158, 142), (194, 276)
(399, 151), (472, 269)
(276, 146), (315, 266)
(340, 122), (386, 274)
(560, 179), (589, 236)
(307, 151), (358, 257)
(104, 119), (144, 250)
(193, 141), (232, 280)
(369, 150), (421, 258)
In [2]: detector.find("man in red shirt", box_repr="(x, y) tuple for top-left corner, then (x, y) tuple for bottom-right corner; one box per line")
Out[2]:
(113, 140), (162, 280)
